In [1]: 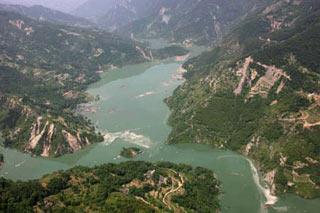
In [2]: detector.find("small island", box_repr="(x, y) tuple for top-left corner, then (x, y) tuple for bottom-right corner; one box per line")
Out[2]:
(120, 147), (142, 158)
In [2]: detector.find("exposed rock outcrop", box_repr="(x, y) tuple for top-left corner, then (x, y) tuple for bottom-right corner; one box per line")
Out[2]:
(41, 123), (55, 157)
(264, 170), (277, 195)
(136, 46), (153, 61)
(234, 56), (253, 95)
(26, 117), (49, 151)
(233, 56), (291, 98)
(9, 19), (34, 35)
(248, 63), (290, 98)
(62, 130), (82, 152)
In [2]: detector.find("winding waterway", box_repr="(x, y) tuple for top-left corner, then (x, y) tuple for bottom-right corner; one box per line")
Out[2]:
(0, 46), (319, 213)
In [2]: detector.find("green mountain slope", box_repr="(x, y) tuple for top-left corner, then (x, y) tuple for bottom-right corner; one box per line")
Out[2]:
(167, 0), (320, 198)
(0, 161), (220, 212)
(73, 0), (118, 21)
(75, 0), (266, 45)
(118, 0), (267, 45)
(0, 10), (151, 157)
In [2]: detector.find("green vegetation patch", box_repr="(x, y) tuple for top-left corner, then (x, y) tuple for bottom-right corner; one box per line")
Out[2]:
(166, 0), (320, 198)
(120, 147), (142, 158)
(0, 161), (220, 212)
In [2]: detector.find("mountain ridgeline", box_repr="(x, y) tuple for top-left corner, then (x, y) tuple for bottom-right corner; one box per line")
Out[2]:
(167, 0), (320, 199)
(74, 0), (267, 45)
(0, 0), (87, 13)
(0, 3), (94, 27)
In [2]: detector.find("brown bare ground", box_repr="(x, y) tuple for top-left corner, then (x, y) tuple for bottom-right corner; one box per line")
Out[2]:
(162, 170), (185, 212)
(234, 56), (253, 95)
(249, 63), (290, 98)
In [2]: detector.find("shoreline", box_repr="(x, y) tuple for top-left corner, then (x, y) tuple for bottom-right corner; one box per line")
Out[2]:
(246, 158), (278, 208)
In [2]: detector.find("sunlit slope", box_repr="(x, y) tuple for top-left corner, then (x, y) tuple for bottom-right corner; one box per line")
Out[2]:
(0, 10), (149, 157)
(167, 0), (320, 198)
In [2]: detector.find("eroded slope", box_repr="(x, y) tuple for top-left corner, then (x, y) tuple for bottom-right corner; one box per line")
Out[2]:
(167, 0), (320, 198)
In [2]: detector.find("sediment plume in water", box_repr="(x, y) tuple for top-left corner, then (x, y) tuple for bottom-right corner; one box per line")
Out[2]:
(247, 158), (278, 207)
(135, 91), (155, 98)
(103, 130), (152, 148)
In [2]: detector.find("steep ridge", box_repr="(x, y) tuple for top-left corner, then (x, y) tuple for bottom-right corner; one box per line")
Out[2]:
(0, 10), (153, 157)
(75, 0), (266, 45)
(0, 0), (87, 13)
(118, 0), (266, 45)
(167, 0), (320, 199)
(73, 0), (119, 21)
(0, 3), (94, 27)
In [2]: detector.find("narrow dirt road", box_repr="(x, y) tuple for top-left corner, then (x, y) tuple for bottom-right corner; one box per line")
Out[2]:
(162, 171), (185, 211)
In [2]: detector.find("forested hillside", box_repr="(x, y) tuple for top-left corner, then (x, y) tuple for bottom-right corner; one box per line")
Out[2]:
(75, 0), (267, 45)
(0, 161), (220, 212)
(167, 0), (320, 198)
(0, 10), (151, 157)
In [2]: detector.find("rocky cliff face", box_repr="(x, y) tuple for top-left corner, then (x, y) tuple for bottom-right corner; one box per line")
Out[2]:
(167, 0), (320, 198)
(0, 94), (101, 157)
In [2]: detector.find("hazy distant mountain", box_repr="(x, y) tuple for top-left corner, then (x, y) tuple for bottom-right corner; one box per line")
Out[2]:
(74, 0), (162, 24)
(73, 0), (118, 21)
(74, 0), (265, 45)
(117, 0), (265, 45)
(0, 0), (87, 12)
(0, 3), (94, 27)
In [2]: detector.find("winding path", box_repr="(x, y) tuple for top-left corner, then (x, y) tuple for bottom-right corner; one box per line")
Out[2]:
(162, 170), (185, 211)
